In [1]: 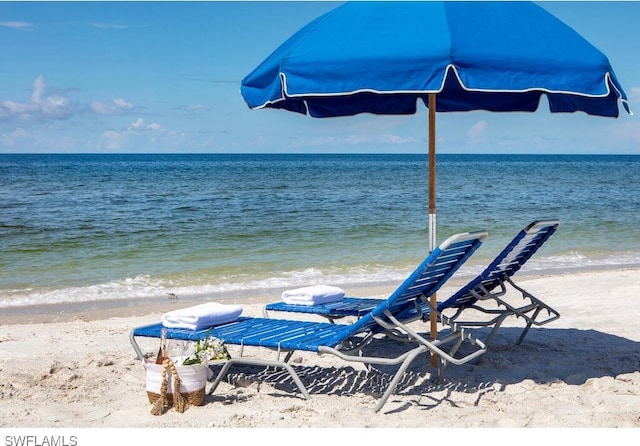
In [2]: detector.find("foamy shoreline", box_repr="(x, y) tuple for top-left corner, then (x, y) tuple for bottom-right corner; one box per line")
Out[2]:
(0, 263), (636, 325)
(1, 267), (639, 429)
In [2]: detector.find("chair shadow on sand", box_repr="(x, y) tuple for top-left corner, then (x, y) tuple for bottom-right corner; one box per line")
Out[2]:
(205, 327), (640, 412)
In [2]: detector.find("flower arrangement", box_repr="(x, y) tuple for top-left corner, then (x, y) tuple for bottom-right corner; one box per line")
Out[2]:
(181, 330), (231, 366)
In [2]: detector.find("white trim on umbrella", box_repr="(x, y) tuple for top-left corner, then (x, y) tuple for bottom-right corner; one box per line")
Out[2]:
(252, 66), (630, 114)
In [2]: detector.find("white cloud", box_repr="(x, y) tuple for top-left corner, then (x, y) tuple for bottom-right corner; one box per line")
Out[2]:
(128, 118), (144, 130)
(1, 100), (31, 115)
(31, 76), (45, 103)
(90, 101), (111, 115)
(0, 77), (175, 152)
(0, 21), (34, 30)
(96, 118), (164, 150)
(468, 120), (488, 143)
(0, 77), (136, 123)
(295, 132), (420, 148)
(186, 104), (211, 111)
(90, 98), (133, 115)
(0, 76), (73, 122)
(112, 98), (132, 109)
(91, 23), (127, 29)
(100, 129), (126, 150)
(1, 127), (30, 146)
(127, 117), (162, 132)
(344, 133), (419, 145)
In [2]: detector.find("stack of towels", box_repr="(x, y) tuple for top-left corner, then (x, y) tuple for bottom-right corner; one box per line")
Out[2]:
(161, 302), (243, 331)
(281, 285), (346, 306)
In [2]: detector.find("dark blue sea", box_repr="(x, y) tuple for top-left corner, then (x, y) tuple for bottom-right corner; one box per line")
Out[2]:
(1, 153), (639, 310)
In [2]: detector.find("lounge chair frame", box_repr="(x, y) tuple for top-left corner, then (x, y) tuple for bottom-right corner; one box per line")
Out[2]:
(205, 305), (487, 412)
(435, 220), (560, 345)
(440, 271), (560, 346)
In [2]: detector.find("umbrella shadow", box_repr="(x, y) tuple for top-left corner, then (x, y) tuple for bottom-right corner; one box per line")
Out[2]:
(212, 327), (640, 409)
(446, 327), (640, 385)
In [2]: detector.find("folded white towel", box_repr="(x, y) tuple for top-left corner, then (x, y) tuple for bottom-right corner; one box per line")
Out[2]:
(161, 302), (242, 331)
(281, 285), (345, 306)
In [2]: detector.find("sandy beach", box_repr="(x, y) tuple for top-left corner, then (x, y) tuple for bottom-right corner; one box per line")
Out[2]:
(1, 267), (639, 434)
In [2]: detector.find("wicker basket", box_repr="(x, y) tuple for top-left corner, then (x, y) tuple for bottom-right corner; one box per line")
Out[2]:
(144, 359), (210, 407)
(147, 387), (205, 406)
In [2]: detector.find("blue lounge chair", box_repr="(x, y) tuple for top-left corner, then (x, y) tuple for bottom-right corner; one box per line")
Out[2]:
(264, 220), (560, 346)
(130, 230), (488, 412)
(436, 220), (560, 345)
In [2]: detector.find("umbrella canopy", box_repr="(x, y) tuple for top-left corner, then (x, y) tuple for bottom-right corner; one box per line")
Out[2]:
(239, 1), (630, 349)
(241, 1), (629, 118)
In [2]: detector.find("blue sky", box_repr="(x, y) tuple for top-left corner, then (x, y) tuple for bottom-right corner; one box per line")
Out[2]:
(0, 1), (639, 154)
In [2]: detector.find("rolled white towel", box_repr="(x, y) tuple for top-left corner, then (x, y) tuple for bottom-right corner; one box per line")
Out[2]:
(161, 302), (242, 331)
(282, 285), (345, 306)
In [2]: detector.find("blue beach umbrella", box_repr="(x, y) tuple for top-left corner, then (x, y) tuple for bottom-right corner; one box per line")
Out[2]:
(240, 1), (630, 343)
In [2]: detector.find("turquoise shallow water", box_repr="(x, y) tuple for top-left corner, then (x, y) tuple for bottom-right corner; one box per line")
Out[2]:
(1, 153), (639, 308)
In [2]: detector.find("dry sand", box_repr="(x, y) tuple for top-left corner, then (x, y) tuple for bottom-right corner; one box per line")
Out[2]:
(1, 268), (639, 435)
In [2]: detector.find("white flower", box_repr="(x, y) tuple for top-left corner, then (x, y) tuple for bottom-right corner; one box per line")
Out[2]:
(182, 330), (230, 365)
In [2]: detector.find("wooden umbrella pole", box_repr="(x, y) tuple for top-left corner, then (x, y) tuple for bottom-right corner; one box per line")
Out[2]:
(428, 93), (438, 368)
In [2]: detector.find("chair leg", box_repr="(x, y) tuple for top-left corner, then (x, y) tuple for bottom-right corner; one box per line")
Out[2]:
(516, 307), (542, 345)
(373, 346), (428, 413)
(484, 313), (510, 346)
(207, 358), (311, 400)
(129, 330), (146, 361)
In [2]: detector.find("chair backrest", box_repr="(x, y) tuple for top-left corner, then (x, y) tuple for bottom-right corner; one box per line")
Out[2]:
(439, 220), (559, 310)
(341, 230), (488, 337)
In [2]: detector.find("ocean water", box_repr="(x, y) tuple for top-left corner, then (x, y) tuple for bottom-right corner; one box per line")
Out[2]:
(1, 153), (639, 310)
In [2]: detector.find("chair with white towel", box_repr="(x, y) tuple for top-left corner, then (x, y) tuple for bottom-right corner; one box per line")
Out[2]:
(130, 230), (488, 412)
